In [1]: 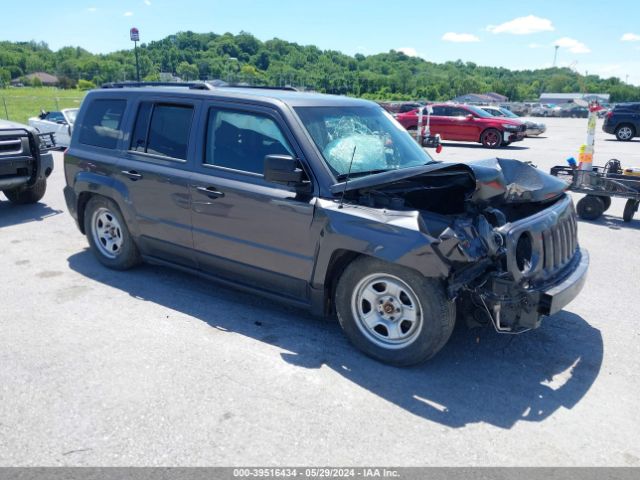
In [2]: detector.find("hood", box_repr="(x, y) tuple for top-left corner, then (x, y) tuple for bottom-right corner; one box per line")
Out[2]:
(330, 158), (567, 204)
(466, 158), (567, 203)
(0, 119), (31, 130)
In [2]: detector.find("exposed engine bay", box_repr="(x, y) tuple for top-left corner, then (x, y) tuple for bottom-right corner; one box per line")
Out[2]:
(331, 158), (582, 333)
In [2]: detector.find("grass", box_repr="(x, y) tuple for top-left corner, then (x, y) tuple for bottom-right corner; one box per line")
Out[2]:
(0, 87), (86, 124)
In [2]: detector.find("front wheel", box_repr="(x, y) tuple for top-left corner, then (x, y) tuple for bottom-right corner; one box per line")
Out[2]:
(481, 128), (502, 148)
(335, 257), (455, 366)
(84, 196), (141, 270)
(3, 179), (47, 204)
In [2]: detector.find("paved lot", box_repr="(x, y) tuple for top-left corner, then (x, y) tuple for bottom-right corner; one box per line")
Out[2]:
(1, 117), (639, 466)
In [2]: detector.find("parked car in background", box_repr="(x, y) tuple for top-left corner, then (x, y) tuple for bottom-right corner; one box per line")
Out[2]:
(559, 105), (589, 118)
(530, 103), (562, 117)
(504, 102), (528, 116)
(603, 103), (640, 141)
(28, 108), (78, 148)
(395, 103), (526, 148)
(479, 105), (546, 137)
(379, 101), (423, 115)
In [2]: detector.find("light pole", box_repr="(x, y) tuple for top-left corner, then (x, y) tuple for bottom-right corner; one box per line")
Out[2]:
(552, 45), (559, 67)
(130, 27), (141, 82)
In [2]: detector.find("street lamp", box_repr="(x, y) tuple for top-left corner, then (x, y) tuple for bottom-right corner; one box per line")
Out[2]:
(130, 27), (141, 82)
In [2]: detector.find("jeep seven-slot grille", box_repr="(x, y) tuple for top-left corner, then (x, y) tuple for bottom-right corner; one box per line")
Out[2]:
(542, 210), (578, 273)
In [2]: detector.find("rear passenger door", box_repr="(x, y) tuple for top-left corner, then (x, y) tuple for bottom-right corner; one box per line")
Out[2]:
(115, 98), (200, 267)
(189, 102), (317, 301)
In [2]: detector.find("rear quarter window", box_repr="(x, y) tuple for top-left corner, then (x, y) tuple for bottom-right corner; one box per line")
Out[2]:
(78, 99), (126, 149)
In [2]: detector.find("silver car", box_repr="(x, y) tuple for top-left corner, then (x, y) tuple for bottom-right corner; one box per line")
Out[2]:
(480, 105), (546, 136)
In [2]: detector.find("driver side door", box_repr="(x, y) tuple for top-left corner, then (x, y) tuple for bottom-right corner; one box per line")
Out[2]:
(189, 103), (318, 302)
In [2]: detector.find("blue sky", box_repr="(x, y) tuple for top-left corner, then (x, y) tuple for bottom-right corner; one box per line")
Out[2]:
(3, 0), (640, 85)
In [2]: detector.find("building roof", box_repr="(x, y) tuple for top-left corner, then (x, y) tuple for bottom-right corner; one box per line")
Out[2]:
(452, 92), (508, 103)
(540, 92), (610, 101)
(25, 72), (59, 84)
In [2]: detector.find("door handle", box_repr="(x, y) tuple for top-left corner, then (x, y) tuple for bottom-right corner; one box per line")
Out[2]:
(195, 185), (225, 199)
(121, 170), (143, 181)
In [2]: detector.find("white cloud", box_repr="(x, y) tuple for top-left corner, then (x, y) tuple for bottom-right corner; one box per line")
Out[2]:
(124, 11), (134, 16)
(621, 33), (640, 42)
(144, 0), (152, 5)
(442, 32), (480, 43)
(487, 15), (554, 35)
(555, 37), (590, 54)
(87, 6), (96, 12)
(397, 47), (419, 57)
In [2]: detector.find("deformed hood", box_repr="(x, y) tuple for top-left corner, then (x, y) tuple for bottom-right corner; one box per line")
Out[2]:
(466, 157), (568, 203)
(330, 158), (567, 204)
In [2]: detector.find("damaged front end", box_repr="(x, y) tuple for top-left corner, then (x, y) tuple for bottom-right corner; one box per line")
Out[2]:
(332, 158), (589, 333)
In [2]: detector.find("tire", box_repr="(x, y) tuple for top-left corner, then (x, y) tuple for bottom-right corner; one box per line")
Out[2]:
(335, 257), (456, 366)
(615, 124), (635, 141)
(623, 199), (638, 222)
(480, 128), (502, 149)
(3, 179), (47, 204)
(576, 195), (605, 221)
(83, 196), (141, 270)
(600, 196), (612, 212)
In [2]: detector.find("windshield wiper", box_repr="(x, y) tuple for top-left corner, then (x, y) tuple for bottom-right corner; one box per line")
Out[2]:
(335, 169), (391, 181)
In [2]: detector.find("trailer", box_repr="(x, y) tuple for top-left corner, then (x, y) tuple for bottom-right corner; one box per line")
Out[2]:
(550, 160), (640, 222)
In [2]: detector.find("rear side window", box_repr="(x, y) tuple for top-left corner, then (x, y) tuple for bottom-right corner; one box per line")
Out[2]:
(204, 109), (293, 174)
(78, 99), (126, 149)
(130, 102), (193, 160)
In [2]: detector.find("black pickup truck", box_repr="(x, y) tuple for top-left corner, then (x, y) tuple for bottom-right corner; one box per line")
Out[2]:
(0, 119), (54, 204)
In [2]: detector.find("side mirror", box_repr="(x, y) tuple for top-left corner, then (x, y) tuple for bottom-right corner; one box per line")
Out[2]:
(264, 154), (307, 187)
(466, 114), (475, 120)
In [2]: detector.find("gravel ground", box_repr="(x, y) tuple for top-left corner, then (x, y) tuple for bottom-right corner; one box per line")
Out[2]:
(0, 117), (639, 466)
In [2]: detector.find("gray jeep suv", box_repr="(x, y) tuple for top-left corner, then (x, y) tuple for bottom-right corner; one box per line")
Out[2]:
(63, 83), (589, 366)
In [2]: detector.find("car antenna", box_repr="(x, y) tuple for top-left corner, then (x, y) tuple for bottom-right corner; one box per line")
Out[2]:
(338, 145), (357, 209)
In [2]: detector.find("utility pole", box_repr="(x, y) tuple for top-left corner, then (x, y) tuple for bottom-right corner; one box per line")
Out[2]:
(130, 27), (141, 82)
(552, 45), (559, 67)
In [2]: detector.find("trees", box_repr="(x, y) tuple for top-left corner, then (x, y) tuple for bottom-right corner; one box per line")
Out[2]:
(176, 61), (199, 81)
(1, 33), (639, 101)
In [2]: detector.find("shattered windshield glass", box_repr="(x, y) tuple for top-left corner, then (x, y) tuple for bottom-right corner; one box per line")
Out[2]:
(294, 106), (433, 178)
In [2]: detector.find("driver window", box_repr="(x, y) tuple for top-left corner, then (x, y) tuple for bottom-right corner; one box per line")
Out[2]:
(205, 109), (293, 174)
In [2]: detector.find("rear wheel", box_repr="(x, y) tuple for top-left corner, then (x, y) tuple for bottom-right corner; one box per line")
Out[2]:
(623, 199), (639, 222)
(3, 179), (47, 204)
(84, 196), (141, 270)
(576, 195), (605, 220)
(600, 196), (612, 212)
(615, 124), (635, 141)
(335, 257), (455, 366)
(480, 128), (502, 148)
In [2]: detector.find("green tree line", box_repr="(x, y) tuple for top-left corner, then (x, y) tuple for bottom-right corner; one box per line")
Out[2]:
(2, 31), (640, 102)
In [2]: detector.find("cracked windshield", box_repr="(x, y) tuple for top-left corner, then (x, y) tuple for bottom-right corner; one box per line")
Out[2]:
(295, 106), (433, 178)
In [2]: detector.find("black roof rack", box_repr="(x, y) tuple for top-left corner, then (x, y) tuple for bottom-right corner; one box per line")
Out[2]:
(100, 81), (300, 92)
(101, 81), (213, 90)
(223, 85), (299, 92)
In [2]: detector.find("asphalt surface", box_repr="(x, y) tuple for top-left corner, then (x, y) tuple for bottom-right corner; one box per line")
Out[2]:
(1, 117), (639, 466)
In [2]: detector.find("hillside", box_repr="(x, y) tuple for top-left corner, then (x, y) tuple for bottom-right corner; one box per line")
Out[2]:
(1, 31), (640, 102)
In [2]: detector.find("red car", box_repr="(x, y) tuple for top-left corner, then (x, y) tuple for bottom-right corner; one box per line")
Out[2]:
(395, 103), (526, 148)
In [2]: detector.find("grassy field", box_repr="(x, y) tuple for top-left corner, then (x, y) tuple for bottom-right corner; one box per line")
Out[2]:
(0, 87), (86, 124)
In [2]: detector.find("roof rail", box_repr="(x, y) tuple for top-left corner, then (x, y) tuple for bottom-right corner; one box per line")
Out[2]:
(222, 85), (299, 92)
(101, 81), (213, 90)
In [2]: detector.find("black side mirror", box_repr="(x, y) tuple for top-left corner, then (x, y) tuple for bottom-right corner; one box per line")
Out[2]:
(264, 154), (307, 187)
